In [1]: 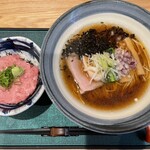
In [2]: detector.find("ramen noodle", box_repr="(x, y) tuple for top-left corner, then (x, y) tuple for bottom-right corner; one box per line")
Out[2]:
(60, 24), (150, 111)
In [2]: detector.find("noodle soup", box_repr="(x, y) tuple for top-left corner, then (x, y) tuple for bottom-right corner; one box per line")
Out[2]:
(41, 2), (150, 130)
(60, 24), (150, 111)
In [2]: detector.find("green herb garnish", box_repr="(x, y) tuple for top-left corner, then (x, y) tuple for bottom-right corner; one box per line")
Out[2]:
(12, 66), (24, 78)
(0, 65), (24, 88)
(106, 48), (115, 54)
(106, 69), (118, 83)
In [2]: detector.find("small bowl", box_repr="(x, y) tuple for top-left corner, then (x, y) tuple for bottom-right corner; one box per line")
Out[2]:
(41, 0), (150, 133)
(0, 36), (44, 116)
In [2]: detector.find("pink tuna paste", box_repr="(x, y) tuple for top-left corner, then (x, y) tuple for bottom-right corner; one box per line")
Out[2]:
(0, 54), (39, 104)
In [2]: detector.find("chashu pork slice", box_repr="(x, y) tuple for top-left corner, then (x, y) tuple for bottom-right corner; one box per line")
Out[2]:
(66, 54), (103, 94)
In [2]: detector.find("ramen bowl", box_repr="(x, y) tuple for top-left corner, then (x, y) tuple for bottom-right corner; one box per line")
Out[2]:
(0, 36), (44, 116)
(41, 0), (150, 134)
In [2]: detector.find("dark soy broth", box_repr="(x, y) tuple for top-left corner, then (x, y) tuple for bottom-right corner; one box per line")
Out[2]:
(60, 24), (150, 111)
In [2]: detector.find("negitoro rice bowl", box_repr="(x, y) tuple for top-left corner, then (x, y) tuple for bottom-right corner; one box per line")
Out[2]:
(0, 36), (44, 116)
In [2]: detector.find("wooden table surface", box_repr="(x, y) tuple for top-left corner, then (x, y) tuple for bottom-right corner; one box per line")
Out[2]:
(0, 0), (149, 28)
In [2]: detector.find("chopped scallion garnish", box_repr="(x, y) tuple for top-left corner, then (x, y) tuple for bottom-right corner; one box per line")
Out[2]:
(0, 65), (24, 88)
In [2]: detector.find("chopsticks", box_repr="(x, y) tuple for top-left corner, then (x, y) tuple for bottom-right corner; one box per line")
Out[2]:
(0, 126), (99, 137)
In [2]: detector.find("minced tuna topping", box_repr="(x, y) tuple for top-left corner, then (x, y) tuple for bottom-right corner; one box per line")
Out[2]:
(0, 54), (39, 105)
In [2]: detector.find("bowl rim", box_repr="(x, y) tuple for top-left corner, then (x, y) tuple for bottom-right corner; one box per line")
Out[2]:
(41, 0), (150, 133)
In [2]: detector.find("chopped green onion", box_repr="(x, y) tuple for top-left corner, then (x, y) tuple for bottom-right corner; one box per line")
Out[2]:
(91, 52), (116, 71)
(0, 65), (24, 88)
(106, 48), (115, 54)
(105, 69), (118, 83)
